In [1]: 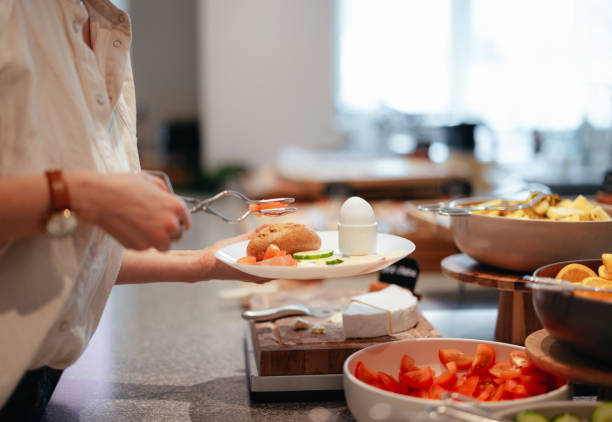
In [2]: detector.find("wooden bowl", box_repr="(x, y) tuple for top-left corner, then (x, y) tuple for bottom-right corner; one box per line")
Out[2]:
(343, 338), (568, 422)
(532, 259), (612, 364)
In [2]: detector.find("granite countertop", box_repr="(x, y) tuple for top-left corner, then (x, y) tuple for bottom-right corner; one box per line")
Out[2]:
(44, 211), (498, 421)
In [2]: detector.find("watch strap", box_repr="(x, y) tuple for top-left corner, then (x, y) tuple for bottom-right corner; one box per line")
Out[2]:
(45, 170), (71, 211)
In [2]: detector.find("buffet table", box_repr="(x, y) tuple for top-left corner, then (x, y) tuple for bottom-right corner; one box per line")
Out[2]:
(44, 213), (497, 421)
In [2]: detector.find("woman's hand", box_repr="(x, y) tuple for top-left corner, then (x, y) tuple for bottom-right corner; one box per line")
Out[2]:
(199, 227), (270, 284)
(67, 171), (191, 251)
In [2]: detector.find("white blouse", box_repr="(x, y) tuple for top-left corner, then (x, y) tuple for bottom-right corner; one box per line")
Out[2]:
(0, 0), (139, 405)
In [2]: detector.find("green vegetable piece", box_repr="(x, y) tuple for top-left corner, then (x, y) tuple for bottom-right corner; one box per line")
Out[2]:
(551, 413), (581, 422)
(293, 250), (334, 260)
(515, 410), (549, 422)
(325, 258), (343, 265)
(592, 403), (612, 422)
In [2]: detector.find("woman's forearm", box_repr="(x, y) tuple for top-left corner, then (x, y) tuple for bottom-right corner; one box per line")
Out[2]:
(116, 231), (268, 285)
(116, 249), (208, 284)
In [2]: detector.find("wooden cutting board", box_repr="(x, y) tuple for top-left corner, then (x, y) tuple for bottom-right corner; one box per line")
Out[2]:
(248, 288), (441, 376)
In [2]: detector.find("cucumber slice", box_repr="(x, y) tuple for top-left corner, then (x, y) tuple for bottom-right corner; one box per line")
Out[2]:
(592, 403), (612, 422)
(325, 258), (344, 265)
(515, 411), (549, 422)
(551, 413), (581, 422)
(293, 250), (334, 260)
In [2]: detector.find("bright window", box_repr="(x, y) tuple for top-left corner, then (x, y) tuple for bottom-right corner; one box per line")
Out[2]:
(337, 0), (612, 162)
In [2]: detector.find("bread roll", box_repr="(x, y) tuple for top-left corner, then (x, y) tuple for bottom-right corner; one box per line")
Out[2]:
(247, 223), (321, 261)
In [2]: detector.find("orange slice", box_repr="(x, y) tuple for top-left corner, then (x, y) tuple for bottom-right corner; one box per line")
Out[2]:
(575, 276), (612, 302)
(581, 276), (612, 288)
(555, 263), (597, 283)
(598, 265), (612, 280)
(603, 253), (612, 273)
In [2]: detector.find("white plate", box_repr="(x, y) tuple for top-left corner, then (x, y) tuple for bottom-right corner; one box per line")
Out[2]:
(215, 231), (415, 280)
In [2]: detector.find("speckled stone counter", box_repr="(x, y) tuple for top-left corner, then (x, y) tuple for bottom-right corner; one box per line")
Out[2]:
(43, 212), (498, 421)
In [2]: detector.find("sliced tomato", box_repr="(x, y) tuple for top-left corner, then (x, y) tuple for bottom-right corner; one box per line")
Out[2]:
(438, 349), (474, 370)
(368, 281), (391, 292)
(377, 371), (399, 393)
(504, 379), (529, 398)
(509, 350), (529, 368)
(518, 360), (538, 375)
(489, 383), (506, 401)
(488, 361), (521, 379)
(399, 354), (418, 378)
(400, 366), (435, 390)
(411, 389), (429, 399)
(256, 255), (298, 266)
(553, 374), (567, 388)
(262, 244), (285, 260)
(476, 383), (496, 401)
(355, 361), (378, 385)
(470, 344), (496, 374)
(455, 375), (479, 397)
(517, 375), (547, 395)
(428, 383), (447, 400)
(399, 379), (412, 395)
(434, 361), (458, 388)
(237, 256), (257, 265)
(248, 201), (287, 211)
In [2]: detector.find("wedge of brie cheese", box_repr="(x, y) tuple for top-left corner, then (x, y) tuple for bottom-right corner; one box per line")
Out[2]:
(342, 285), (418, 338)
(342, 302), (389, 338)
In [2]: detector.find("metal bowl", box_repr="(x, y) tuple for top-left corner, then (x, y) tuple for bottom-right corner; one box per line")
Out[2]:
(447, 198), (612, 272)
(532, 259), (612, 364)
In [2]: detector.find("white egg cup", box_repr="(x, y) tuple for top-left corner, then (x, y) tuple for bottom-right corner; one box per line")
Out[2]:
(338, 222), (378, 256)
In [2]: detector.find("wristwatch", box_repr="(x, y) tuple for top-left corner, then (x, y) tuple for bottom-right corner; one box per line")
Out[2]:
(45, 170), (79, 237)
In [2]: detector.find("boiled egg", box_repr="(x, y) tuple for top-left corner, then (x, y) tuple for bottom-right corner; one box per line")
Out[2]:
(338, 196), (378, 255)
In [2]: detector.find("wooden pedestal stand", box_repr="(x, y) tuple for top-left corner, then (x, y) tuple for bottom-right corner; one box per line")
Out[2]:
(441, 254), (542, 345)
(526, 329), (612, 400)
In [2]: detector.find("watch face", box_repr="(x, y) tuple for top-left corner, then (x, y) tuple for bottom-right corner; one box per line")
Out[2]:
(46, 210), (79, 238)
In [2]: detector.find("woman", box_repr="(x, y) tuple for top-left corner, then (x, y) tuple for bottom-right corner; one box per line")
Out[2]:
(0, 1), (265, 419)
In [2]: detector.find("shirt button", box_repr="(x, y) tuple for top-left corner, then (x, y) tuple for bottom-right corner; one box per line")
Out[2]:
(118, 14), (126, 23)
(113, 40), (122, 48)
(73, 21), (81, 33)
(59, 320), (69, 332)
(96, 94), (106, 105)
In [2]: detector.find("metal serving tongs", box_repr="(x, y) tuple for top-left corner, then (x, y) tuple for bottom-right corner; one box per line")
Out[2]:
(420, 394), (509, 422)
(418, 191), (548, 216)
(145, 170), (297, 223)
(524, 275), (612, 295)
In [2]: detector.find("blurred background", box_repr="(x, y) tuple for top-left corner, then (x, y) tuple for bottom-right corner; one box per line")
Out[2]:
(120, 0), (611, 200)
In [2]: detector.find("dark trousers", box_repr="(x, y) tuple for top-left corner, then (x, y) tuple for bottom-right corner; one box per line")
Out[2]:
(0, 367), (63, 422)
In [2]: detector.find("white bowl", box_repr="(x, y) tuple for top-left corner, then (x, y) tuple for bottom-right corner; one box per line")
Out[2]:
(448, 198), (612, 272)
(343, 338), (569, 422)
(494, 400), (605, 421)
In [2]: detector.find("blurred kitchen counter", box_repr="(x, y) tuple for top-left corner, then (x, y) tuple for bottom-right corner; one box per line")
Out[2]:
(241, 149), (473, 201)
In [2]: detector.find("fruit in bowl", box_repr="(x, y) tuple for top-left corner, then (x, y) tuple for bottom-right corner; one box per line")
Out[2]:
(446, 195), (612, 271)
(343, 338), (568, 422)
(553, 254), (612, 302)
(532, 254), (612, 363)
